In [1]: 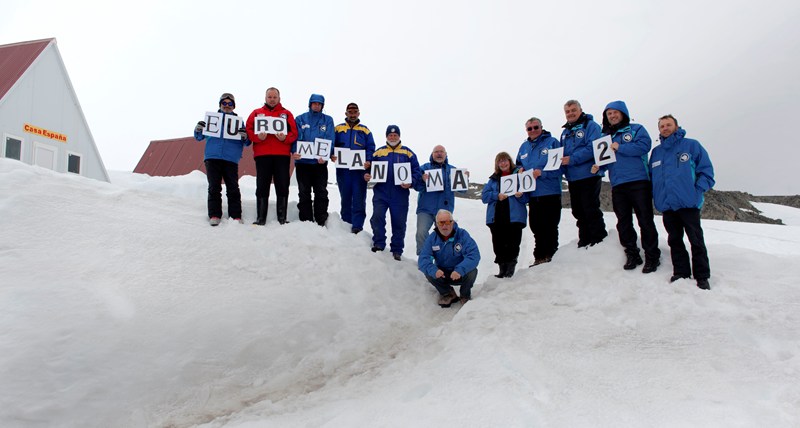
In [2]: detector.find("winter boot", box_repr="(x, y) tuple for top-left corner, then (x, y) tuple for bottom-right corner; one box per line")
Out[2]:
(623, 252), (643, 270)
(495, 263), (505, 278)
(253, 197), (268, 226)
(505, 262), (517, 278)
(276, 196), (289, 224)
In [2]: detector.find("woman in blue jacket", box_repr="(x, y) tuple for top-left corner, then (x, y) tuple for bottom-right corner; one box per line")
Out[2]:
(481, 152), (528, 278)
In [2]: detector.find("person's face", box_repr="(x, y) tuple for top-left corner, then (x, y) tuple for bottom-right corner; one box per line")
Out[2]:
(310, 102), (322, 113)
(265, 89), (280, 107)
(436, 213), (454, 235)
(526, 121), (542, 139)
(220, 99), (234, 113)
(432, 145), (447, 163)
(386, 133), (400, 144)
(564, 104), (582, 123)
(606, 109), (624, 126)
(345, 107), (360, 121)
(498, 157), (511, 172)
(659, 118), (678, 138)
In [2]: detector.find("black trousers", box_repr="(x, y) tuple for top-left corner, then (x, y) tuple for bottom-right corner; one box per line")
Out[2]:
(254, 155), (290, 199)
(295, 163), (329, 225)
(529, 194), (561, 260)
(662, 208), (710, 280)
(205, 159), (241, 219)
(488, 221), (524, 264)
(611, 180), (660, 261)
(568, 176), (607, 245)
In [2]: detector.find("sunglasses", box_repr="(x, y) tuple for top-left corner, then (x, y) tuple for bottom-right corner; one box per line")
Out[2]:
(437, 220), (453, 226)
(526, 125), (541, 131)
(220, 101), (234, 107)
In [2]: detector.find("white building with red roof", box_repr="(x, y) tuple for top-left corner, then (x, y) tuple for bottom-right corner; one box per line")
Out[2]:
(0, 38), (109, 182)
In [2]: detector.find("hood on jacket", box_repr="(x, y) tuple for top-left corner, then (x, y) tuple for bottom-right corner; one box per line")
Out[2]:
(308, 94), (325, 110)
(602, 100), (631, 134)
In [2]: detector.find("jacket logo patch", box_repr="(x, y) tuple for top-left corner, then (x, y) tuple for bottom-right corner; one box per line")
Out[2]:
(623, 133), (633, 142)
(576, 130), (585, 139)
(520, 153), (528, 159)
(280, 114), (288, 119)
(320, 125), (326, 131)
(432, 245), (441, 251)
(301, 124), (311, 129)
(454, 243), (462, 252)
(652, 160), (661, 168)
(679, 153), (690, 162)
(541, 148), (548, 156)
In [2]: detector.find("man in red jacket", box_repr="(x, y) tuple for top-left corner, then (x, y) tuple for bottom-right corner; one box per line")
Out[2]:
(246, 87), (298, 225)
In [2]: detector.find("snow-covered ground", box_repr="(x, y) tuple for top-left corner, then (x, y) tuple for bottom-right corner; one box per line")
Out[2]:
(1, 158), (799, 427)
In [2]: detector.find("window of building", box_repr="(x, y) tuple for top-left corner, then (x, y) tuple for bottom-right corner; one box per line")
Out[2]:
(67, 153), (81, 174)
(5, 135), (22, 160)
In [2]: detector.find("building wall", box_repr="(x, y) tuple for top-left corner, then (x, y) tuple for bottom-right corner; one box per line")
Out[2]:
(0, 43), (109, 182)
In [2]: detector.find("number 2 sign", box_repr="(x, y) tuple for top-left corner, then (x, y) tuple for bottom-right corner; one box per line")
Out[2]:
(592, 135), (616, 167)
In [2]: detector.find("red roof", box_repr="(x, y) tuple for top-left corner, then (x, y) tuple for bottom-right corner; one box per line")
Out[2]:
(0, 38), (53, 101)
(134, 137), (257, 177)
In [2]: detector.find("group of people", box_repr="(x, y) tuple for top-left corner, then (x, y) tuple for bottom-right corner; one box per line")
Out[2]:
(194, 90), (716, 308)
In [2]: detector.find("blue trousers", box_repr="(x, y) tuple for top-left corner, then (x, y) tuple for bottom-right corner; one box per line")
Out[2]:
(415, 212), (436, 255)
(424, 268), (478, 299)
(336, 169), (368, 229)
(370, 197), (409, 254)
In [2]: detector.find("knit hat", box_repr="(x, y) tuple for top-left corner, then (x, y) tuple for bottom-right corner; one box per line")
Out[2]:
(386, 125), (401, 136)
(346, 102), (359, 110)
(219, 93), (235, 108)
(308, 93), (325, 109)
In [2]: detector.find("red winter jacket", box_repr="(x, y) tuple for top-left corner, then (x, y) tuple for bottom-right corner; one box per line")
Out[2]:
(246, 103), (298, 157)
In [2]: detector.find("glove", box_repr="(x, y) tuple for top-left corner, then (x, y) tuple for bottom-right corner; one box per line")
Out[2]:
(195, 121), (206, 133)
(238, 128), (248, 141)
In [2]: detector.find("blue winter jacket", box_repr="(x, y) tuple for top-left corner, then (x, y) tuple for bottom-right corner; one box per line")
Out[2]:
(561, 113), (603, 181)
(418, 223), (481, 277)
(193, 110), (250, 164)
(293, 94), (335, 165)
(414, 156), (463, 215)
(600, 100), (653, 187)
(371, 142), (422, 203)
(334, 120), (375, 162)
(515, 131), (563, 197)
(481, 170), (529, 225)
(650, 128), (715, 212)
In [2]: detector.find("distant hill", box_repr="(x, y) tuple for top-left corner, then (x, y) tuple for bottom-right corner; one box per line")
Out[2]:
(458, 181), (798, 225)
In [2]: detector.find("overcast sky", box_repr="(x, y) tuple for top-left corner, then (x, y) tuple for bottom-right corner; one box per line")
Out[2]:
(2, 0), (799, 195)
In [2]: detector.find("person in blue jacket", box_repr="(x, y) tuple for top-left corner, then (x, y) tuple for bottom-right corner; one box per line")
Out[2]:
(366, 125), (422, 260)
(413, 145), (467, 255)
(334, 103), (375, 233)
(592, 100), (661, 273)
(650, 114), (715, 290)
(292, 94), (335, 226)
(481, 152), (528, 278)
(193, 93), (250, 226)
(560, 100), (608, 247)
(516, 117), (563, 266)
(418, 209), (481, 307)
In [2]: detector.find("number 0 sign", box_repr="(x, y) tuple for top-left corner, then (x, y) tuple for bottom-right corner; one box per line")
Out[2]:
(592, 135), (616, 167)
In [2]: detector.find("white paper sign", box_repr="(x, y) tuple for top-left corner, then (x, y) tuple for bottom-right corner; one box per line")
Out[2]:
(203, 112), (223, 138)
(518, 169), (536, 192)
(297, 139), (333, 160)
(544, 147), (564, 171)
(296, 141), (317, 159)
(500, 174), (518, 196)
(370, 161), (388, 183)
(253, 116), (288, 135)
(425, 169), (445, 192)
(349, 150), (366, 170)
(450, 169), (469, 192)
(335, 148), (351, 169)
(314, 138), (332, 159)
(393, 162), (412, 185)
(592, 135), (616, 166)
